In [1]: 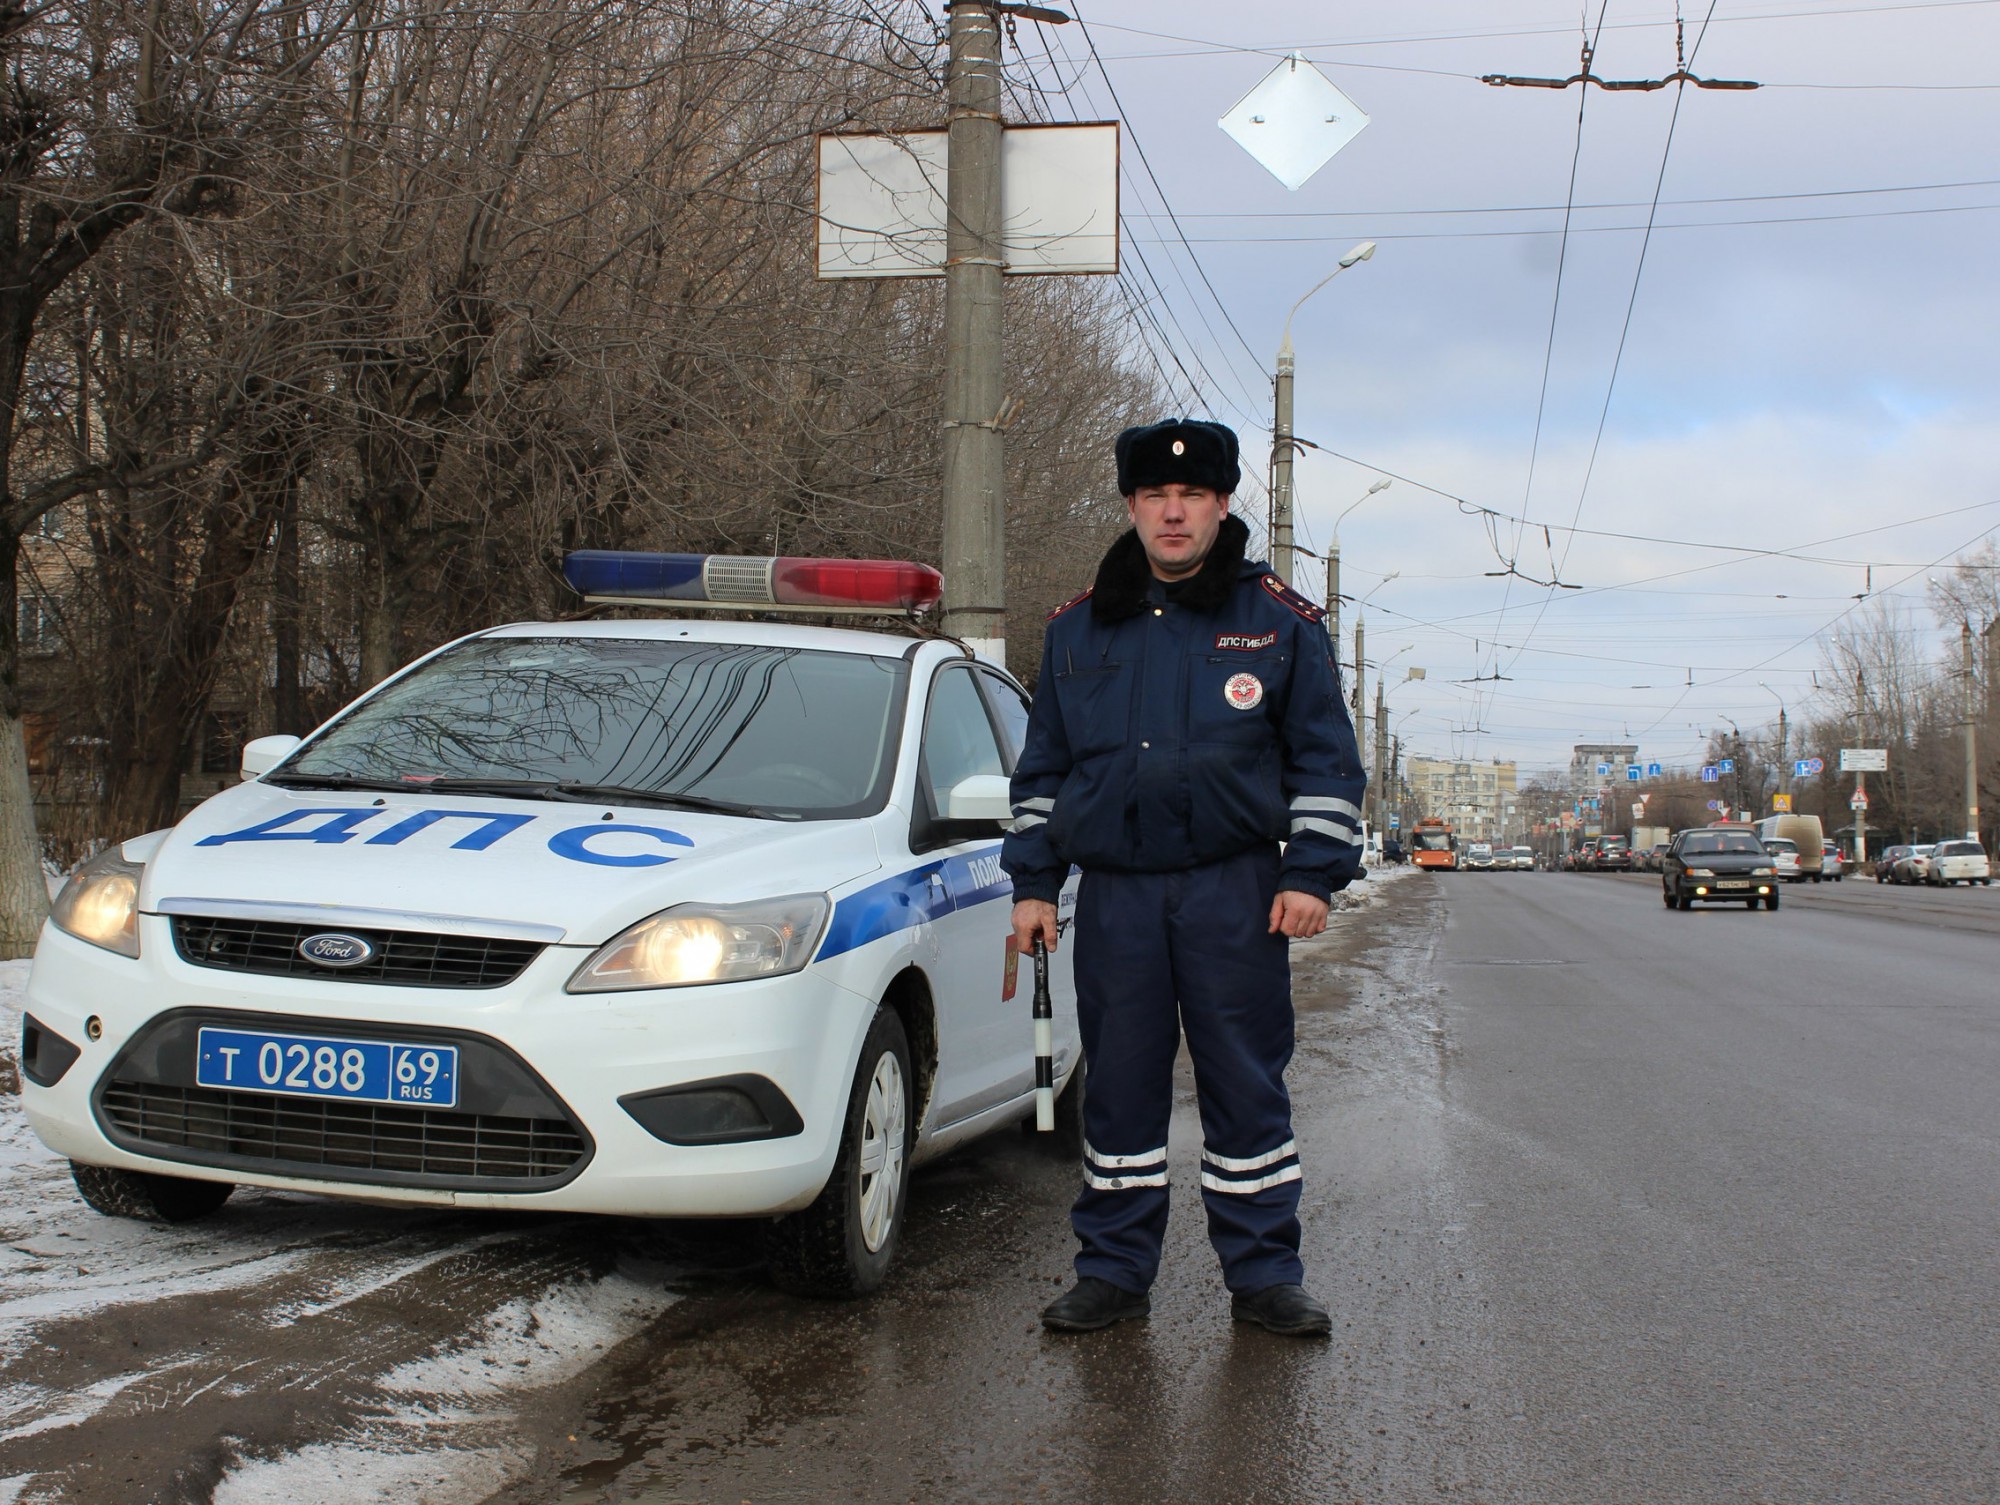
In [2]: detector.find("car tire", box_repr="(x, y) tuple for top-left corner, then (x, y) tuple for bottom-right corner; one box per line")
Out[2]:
(1675, 889), (1692, 911)
(1744, 899), (1758, 909)
(71, 1162), (234, 1223)
(764, 1005), (913, 1300)
(1662, 885), (1676, 909)
(1765, 894), (1780, 910)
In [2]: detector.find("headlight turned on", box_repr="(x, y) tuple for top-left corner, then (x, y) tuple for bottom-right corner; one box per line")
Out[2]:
(51, 846), (144, 958)
(567, 895), (831, 993)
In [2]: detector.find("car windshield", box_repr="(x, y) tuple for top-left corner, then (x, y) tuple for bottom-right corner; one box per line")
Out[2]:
(1679, 833), (1763, 855)
(1415, 829), (1452, 850)
(1937, 842), (1981, 856)
(1763, 838), (1798, 854)
(282, 637), (907, 819)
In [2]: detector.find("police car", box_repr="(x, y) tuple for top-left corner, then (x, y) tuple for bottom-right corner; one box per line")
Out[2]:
(19, 552), (1081, 1297)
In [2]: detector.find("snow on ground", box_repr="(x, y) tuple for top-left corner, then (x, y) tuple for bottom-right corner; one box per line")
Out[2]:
(1331, 858), (1420, 912)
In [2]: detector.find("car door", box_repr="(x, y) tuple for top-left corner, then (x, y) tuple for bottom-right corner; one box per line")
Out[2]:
(910, 661), (1023, 1122)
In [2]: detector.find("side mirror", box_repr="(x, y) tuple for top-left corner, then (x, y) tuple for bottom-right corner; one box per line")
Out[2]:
(946, 773), (1013, 823)
(241, 734), (303, 780)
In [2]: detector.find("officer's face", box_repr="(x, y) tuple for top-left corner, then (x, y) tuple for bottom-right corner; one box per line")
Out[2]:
(1127, 484), (1229, 580)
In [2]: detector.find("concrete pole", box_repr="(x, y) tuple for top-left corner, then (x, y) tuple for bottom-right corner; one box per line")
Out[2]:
(1325, 541), (1339, 659)
(1853, 669), (1869, 865)
(1373, 680), (1388, 832)
(1272, 337), (1295, 589)
(940, 2), (1006, 667)
(1352, 613), (1366, 791)
(1965, 622), (1980, 840)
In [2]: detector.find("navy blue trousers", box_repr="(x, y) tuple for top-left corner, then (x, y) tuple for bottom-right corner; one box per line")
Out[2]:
(1070, 845), (1305, 1296)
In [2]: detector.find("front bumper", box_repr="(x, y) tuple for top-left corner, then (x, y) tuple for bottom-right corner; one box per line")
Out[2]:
(1682, 878), (1775, 902)
(19, 916), (876, 1216)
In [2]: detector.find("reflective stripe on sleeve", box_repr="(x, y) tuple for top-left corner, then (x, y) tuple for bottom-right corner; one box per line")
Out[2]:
(1290, 795), (1362, 823)
(1290, 816), (1361, 843)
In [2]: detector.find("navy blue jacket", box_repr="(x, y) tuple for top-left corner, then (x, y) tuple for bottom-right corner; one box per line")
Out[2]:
(1003, 517), (1367, 905)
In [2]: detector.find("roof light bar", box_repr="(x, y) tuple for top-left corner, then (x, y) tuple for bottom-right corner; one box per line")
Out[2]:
(564, 551), (943, 615)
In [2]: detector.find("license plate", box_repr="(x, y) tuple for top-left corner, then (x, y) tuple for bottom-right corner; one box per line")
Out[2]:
(196, 1027), (459, 1108)
(1716, 880), (1749, 889)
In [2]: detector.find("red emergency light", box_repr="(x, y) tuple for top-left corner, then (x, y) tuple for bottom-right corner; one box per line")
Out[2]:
(564, 551), (943, 615)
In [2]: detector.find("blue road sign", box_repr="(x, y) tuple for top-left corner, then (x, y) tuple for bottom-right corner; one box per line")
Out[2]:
(1706, 799), (1722, 811)
(1718, 758), (1735, 774)
(1646, 761), (1662, 777)
(1388, 814), (1400, 828)
(1795, 756), (1825, 777)
(1596, 763), (1610, 777)
(1701, 765), (1719, 782)
(1626, 765), (1641, 782)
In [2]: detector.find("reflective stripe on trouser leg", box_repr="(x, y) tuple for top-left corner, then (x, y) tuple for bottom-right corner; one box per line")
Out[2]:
(1069, 867), (1181, 1293)
(1172, 846), (1306, 1295)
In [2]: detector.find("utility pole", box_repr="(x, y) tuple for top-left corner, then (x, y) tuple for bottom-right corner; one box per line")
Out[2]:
(940, 1), (1007, 666)
(1373, 680), (1388, 833)
(1324, 542), (1339, 657)
(1965, 622), (1980, 840)
(1777, 704), (1788, 802)
(1352, 613), (1366, 795)
(1272, 337), (1295, 588)
(1854, 669), (1869, 865)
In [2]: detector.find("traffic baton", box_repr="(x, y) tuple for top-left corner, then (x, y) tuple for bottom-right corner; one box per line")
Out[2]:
(1031, 938), (1055, 1131)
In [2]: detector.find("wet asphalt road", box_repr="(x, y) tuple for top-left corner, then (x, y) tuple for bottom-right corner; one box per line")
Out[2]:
(504, 869), (2000, 1504)
(5, 869), (1997, 1502)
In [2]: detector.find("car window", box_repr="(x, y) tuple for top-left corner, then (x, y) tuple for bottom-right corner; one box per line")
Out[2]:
(285, 637), (906, 817)
(921, 665), (1007, 814)
(975, 669), (1031, 770)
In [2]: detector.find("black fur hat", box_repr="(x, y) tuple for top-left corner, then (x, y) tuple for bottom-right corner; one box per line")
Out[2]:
(1114, 419), (1241, 497)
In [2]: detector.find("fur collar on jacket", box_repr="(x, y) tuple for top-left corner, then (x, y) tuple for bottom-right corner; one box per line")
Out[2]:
(1090, 513), (1251, 623)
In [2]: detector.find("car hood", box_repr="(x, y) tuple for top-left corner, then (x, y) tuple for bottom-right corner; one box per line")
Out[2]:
(134, 780), (885, 946)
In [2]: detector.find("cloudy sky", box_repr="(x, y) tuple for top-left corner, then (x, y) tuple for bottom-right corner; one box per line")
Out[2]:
(997, 0), (2000, 774)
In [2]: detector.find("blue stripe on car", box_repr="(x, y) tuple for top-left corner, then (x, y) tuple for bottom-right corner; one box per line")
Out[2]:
(818, 843), (1008, 961)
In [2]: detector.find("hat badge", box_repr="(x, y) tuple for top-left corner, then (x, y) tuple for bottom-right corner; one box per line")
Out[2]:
(1171, 439), (1185, 455)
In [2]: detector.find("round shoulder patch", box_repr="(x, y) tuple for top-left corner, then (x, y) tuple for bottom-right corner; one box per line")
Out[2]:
(1224, 672), (1264, 711)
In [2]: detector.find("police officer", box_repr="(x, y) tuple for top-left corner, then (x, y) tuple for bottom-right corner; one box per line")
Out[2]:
(1003, 418), (1366, 1336)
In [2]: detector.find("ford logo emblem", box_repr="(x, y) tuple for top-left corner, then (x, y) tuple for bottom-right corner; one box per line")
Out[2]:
(298, 932), (376, 969)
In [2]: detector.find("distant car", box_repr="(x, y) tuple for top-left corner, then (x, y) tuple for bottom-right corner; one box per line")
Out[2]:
(1873, 844), (1913, 883)
(1820, 842), (1844, 881)
(1760, 836), (1802, 882)
(1644, 842), (1671, 873)
(1383, 837), (1405, 865)
(1593, 837), (1634, 873)
(1892, 844), (1938, 884)
(1465, 842), (1495, 871)
(1511, 845), (1536, 872)
(1660, 828), (1780, 911)
(1926, 840), (1992, 886)
(1575, 839), (1600, 872)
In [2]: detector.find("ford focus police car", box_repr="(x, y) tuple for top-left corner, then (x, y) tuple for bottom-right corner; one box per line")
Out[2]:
(19, 552), (1080, 1297)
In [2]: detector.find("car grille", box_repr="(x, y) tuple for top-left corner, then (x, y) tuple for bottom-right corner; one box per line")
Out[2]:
(170, 916), (542, 989)
(99, 1082), (587, 1184)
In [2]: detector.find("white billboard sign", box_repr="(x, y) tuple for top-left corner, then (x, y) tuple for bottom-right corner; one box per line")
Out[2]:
(816, 123), (1119, 279)
(1839, 748), (1888, 773)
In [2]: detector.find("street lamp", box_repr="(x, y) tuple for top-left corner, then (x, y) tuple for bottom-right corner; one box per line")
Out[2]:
(1272, 241), (1377, 588)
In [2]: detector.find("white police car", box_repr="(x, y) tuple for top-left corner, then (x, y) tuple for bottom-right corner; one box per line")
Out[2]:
(19, 552), (1081, 1297)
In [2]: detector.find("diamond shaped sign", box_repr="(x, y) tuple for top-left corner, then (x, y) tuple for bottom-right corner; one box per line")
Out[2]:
(1219, 54), (1369, 192)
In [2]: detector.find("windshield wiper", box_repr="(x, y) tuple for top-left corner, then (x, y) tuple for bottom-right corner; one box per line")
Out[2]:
(550, 783), (775, 819)
(264, 772), (566, 801)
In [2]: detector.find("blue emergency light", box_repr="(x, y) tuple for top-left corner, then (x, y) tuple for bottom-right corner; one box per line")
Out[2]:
(564, 551), (943, 615)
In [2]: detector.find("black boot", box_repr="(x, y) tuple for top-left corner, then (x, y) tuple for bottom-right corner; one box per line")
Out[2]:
(1041, 1276), (1150, 1332)
(1231, 1282), (1332, 1336)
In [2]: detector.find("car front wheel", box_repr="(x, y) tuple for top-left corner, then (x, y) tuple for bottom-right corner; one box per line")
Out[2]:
(71, 1162), (234, 1223)
(1765, 894), (1781, 910)
(764, 1005), (913, 1299)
